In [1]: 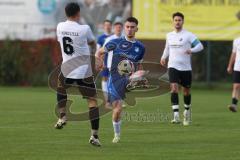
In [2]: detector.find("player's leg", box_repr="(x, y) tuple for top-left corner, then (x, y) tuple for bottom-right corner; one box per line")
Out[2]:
(87, 98), (101, 146)
(77, 76), (101, 146)
(228, 71), (240, 112)
(55, 73), (70, 129)
(229, 83), (240, 112)
(101, 69), (110, 107)
(107, 75), (126, 143)
(183, 87), (191, 126)
(112, 100), (122, 143)
(169, 68), (180, 123)
(180, 70), (192, 126)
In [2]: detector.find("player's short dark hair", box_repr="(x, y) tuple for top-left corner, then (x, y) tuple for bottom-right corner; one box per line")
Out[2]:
(125, 17), (138, 25)
(65, 2), (80, 17)
(172, 12), (184, 20)
(104, 20), (112, 24)
(114, 22), (123, 26)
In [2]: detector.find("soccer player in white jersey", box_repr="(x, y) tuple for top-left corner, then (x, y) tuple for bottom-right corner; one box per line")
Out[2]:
(55, 2), (101, 147)
(160, 12), (204, 126)
(227, 37), (240, 112)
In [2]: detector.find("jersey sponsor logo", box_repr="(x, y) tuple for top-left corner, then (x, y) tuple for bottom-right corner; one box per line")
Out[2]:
(119, 41), (133, 50)
(120, 52), (138, 60)
(170, 44), (182, 48)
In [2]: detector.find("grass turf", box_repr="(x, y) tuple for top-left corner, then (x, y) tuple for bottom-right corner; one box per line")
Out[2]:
(0, 87), (239, 160)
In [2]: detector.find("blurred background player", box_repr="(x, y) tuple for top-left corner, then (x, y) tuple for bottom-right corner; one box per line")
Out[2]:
(96, 22), (123, 107)
(55, 2), (101, 146)
(160, 12), (203, 126)
(96, 20), (113, 50)
(95, 20), (112, 106)
(103, 17), (145, 143)
(227, 37), (240, 112)
(104, 22), (123, 45)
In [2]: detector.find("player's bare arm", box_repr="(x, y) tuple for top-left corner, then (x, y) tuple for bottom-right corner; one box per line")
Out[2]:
(160, 41), (169, 67)
(88, 40), (97, 54)
(227, 52), (236, 74)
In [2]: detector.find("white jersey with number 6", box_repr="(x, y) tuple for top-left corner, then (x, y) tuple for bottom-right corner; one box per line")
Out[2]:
(57, 20), (95, 79)
(233, 38), (240, 72)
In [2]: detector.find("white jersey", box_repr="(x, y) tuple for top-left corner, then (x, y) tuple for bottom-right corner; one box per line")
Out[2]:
(103, 34), (121, 46)
(233, 38), (240, 71)
(162, 29), (202, 71)
(57, 20), (95, 79)
(103, 34), (121, 69)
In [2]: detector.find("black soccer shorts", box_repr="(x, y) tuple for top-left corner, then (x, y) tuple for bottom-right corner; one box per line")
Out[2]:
(57, 72), (97, 99)
(168, 68), (192, 88)
(233, 71), (240, 83)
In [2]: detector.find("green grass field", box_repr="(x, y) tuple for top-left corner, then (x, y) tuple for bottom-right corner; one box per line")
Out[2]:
(0, 87), (240, 160)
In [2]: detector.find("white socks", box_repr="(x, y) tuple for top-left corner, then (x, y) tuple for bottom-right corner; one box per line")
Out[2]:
(102, 81), (108, 93)
(112, 120), (121, 136)
(172, 105), (179, 119)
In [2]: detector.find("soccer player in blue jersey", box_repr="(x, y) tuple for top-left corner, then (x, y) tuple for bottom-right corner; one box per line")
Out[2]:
(97, 20), (112, 50)
(104, 17), (145, 143)
(96, 20), (112, 104)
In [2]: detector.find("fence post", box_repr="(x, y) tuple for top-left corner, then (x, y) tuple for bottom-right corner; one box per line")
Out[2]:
(206, 41), (211, 85)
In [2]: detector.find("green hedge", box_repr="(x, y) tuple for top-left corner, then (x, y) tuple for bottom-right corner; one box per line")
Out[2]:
(0, 39), (60, 86)
(0, 39), (233, 86)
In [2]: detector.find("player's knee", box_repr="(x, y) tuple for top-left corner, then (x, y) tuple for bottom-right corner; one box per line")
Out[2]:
(87, 98), (97, 108)
(170, 84), (178, 93)
(183, 88), (191, 95)
(234, 84), (240, 90)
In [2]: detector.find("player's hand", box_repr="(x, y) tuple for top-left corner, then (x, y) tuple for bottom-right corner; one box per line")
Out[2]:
(185, 49), (192, 55)
(160, 59), (167, 67)
(227, 66), (233, 74)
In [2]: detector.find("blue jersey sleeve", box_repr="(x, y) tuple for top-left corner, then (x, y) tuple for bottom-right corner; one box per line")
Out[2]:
(103, 40), (117, 68)
(97, 35), (104, 47)
(104, 40), (117, 52)
(136, 42), (146, 62)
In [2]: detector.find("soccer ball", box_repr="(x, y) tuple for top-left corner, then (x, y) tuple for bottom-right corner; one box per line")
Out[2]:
(117, 59), (135, 76)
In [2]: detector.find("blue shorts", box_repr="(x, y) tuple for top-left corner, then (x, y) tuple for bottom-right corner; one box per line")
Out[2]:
(100, 68), (109, 77)
(107, 73), (129, 103)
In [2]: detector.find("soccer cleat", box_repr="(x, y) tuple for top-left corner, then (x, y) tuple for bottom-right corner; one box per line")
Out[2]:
(112, 135), (120, 143)
(54, 118), (67, 129)
(89, 136), (101, 147)
(183, 109), (191, 126)
(171, 114), (180, 124)
(171, 119), (181, 124)
(228, 104), (237, 112)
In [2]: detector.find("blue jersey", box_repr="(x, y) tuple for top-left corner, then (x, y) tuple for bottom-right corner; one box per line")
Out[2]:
(97, 33), (112, 77)
(104, 37), (145, 72)
(104, 37), (145, 103)
(97, 33), (112, 47)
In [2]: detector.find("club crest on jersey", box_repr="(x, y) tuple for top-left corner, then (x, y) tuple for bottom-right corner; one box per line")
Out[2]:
(135, 47), (139, 53)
